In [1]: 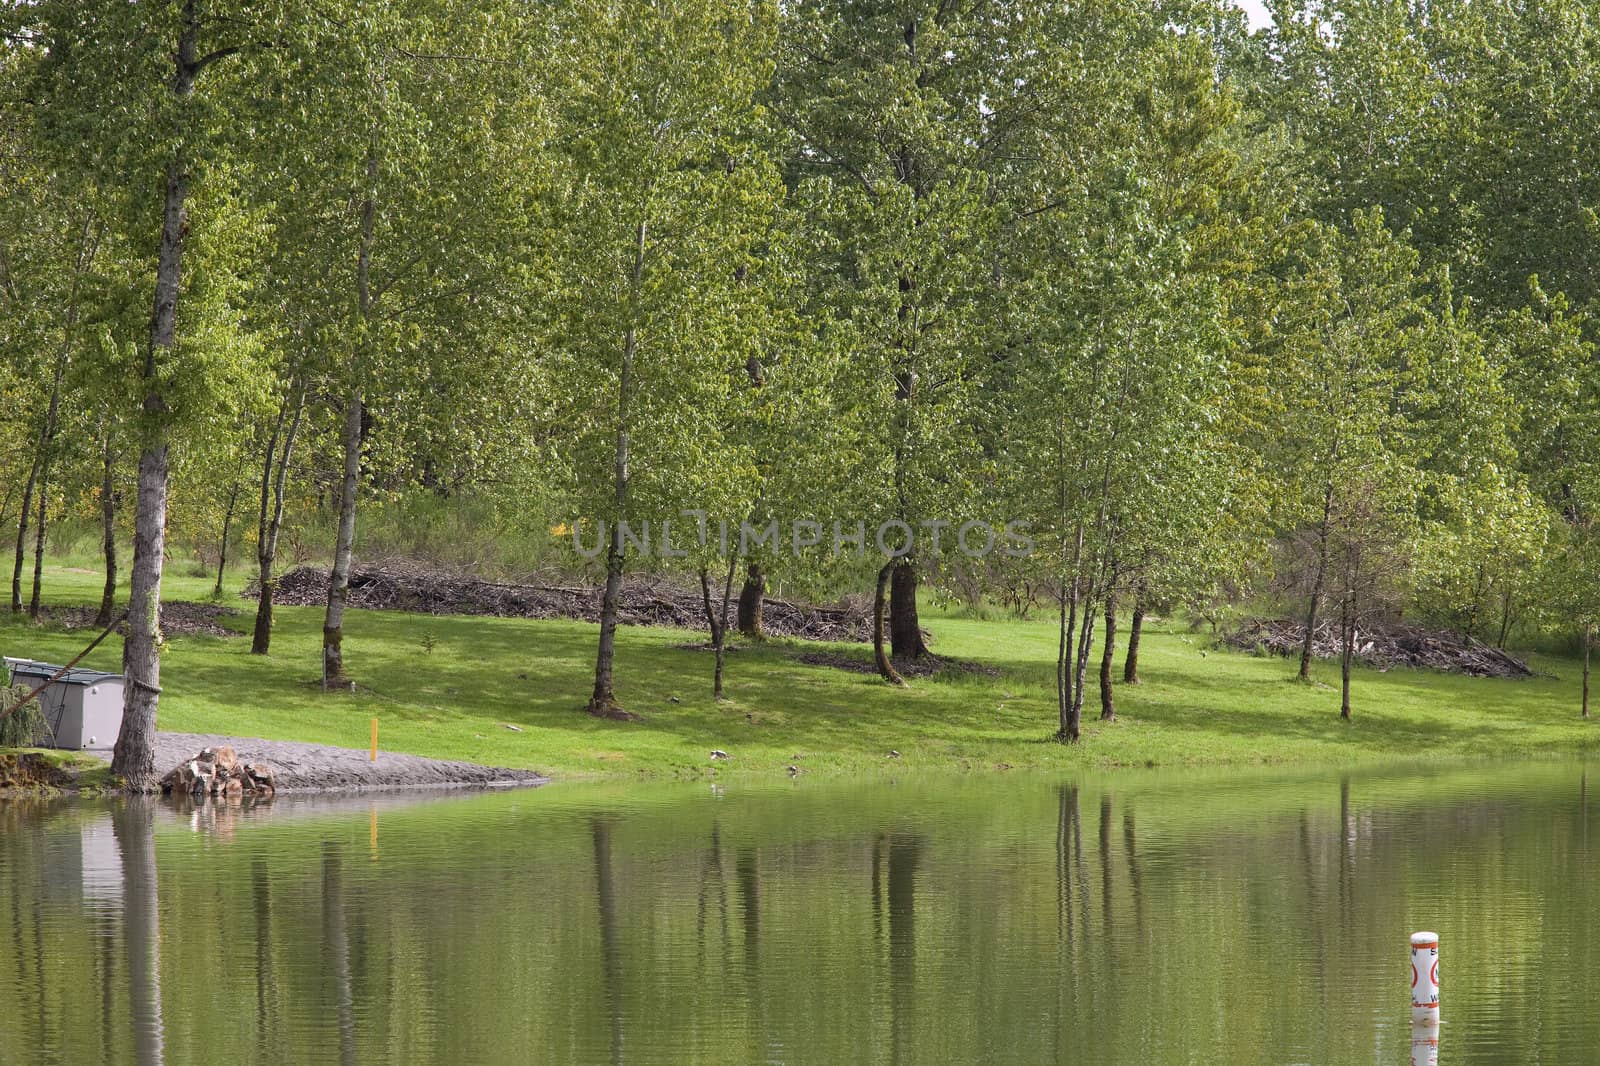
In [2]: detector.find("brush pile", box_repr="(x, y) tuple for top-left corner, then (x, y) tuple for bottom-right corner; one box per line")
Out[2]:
(250, 563), (872, 643)
(1224, 618), (1532, 678)
(159, 746), (276, 799)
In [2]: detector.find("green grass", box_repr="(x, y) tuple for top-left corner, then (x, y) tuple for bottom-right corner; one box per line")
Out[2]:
(2, 561), (1596, 781)
(0, 748), (117, 792)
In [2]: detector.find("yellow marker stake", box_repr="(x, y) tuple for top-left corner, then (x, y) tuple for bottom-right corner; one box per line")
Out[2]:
(370, 718), (378, 762)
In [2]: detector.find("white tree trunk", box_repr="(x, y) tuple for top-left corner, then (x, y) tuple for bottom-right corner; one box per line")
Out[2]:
(113, 157), (186, 789)
(322, 386), (362, 683)
(113, 3), (198, 788)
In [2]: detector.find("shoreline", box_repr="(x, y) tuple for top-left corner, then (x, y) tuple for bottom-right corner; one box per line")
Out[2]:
(1, 731), (548, 798)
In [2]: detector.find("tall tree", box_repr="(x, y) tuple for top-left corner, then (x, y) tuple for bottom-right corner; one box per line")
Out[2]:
(546, 0), (782, 718)
(13, 0), (294, 787)
(774, 0), (1031, 672)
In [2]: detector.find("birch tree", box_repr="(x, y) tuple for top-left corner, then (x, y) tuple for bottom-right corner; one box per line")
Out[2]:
(545, 0), (782, 719)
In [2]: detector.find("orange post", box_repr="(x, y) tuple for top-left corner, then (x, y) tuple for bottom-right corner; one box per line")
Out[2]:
(370, 717), (378, 762)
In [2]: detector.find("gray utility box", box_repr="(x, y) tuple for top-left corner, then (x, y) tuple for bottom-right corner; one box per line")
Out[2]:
(3, 657), (125, 751)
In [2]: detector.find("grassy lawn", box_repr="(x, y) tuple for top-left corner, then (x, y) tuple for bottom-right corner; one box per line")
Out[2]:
(1, 561), (1596, 781)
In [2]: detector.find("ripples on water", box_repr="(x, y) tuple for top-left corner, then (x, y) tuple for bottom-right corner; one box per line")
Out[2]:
(0, 762), (1595, 1064)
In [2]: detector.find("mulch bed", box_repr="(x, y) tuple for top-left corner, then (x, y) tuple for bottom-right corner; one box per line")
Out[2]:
(45, 602), (243, 639)
(1224, 618), (1532, 678)
(249, 563), (873, 643)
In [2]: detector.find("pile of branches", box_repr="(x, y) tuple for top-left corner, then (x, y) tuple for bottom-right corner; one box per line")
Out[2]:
(159, 746), (276, 799)
(1225, 618), (1533, 678)
(250, 564), (872, 643)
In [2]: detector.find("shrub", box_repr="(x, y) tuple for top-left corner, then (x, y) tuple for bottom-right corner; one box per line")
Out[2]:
(0, 683), (52, 748)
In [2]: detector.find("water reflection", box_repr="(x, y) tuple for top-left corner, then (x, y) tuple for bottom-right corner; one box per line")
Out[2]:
(1411, 1022), (1440, 1065)
(591, 817), (626, 1066)
(884, 834), (920, 1066)
(111, 800), (164, 1066)
(322, 844), (358, 1066)
(736, 845), (762, 1052)
(2, 764), (1599, 1064)
(251, 858), (276, 1046)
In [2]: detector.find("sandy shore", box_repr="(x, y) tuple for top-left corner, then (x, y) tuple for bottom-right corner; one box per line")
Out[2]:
(146, 732), (546, 793)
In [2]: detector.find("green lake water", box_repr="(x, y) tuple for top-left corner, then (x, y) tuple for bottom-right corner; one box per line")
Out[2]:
(1, 760), (1596, 1064)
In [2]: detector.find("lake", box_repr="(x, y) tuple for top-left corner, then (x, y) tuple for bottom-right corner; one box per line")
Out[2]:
(1, 761), (1594, 1064)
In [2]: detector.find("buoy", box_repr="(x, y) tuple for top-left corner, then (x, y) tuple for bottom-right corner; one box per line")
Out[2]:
(1410, 931), (1439, 1025)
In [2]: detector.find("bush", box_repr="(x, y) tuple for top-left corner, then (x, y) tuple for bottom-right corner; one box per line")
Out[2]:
(0, 683), (52, 748)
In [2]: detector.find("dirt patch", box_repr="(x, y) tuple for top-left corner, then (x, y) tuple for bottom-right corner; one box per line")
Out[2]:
(45, 602), (243, 639)
(1224, 618), (1532, 678)
(150, 732), (546, 793)
(0, 752), (78, 792)
(251, 563), (873, 642)
(795, 650), (1000, 680)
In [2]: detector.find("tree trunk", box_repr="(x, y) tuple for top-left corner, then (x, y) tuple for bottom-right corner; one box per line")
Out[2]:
(1299, 484), (1334, 681)
(587, 541), (630, 716)
(115, 274), (178, 790)
(1056, 576), (1079, 742)
(0, 482), (13, 551)
(114, 16), (197, 788)
(874, 561), (905, 686)
(1497, 588), (1514, 650)
(1056, 523), (1086, 743)
(716, 553), (736, 701)
(1339, 595), (1354, 720)
(587, 219), (647, 720)
(889, 558), (930, 659)
(323, 148), (378, 685)
(1584, 623), (1592, 720)
(1072, 595), (1098, 718)
(213, 476), (241, 598)
(699, 558), (739, 701)
(13, 290), (70, 614)
(1099, 592), (1117, 722)
(252, 565), (275, 655)
(252, 384), (303, 655)
(736, 561), (765, 639)
(1123, 601), (1144, 685)
(96, 433), (118, 626)
(27, 474), (46, 618)
(11, 449), (38, 614)
(321, 386), (362, 685)
(699, 568), (723, 660)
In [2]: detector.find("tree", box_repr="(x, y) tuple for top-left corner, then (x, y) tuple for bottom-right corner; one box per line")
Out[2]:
(245, 0), (537, 683)
(545, 0), (782, 718)
(1269, 213), (1426, 683)
(1004, 3), (1256, 740)
(12, 0), (298, 787)
(249, 373), (305, 654)
(774, 0), (1028, 673)
(1326, 471), (1417, 718)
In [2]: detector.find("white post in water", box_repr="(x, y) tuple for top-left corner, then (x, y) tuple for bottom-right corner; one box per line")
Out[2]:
(1410, 931), (1440, 1025)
